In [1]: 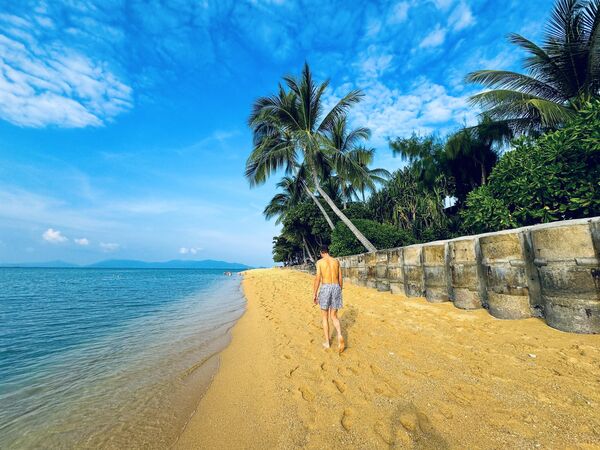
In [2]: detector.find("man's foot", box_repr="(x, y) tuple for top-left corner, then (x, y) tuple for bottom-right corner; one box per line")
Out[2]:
(322, 342), (330, 349)
(338, 337), (345, 354)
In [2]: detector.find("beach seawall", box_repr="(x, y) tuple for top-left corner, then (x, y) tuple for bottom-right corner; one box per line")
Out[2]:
(297, 216), (600, 334)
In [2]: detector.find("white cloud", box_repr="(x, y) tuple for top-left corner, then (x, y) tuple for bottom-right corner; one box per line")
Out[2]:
(0, 16), (132, 128)
(448, 2), (475, 31)
(388, 2), (410, 24)
(329, 79), (476, 146)
(432, 0), (454, 10)
(420, 25), (447, 48)
(355, 45), (394, 79)
(74, 238), (90, 246)
(179, 246), (202, 255)
(100, 242), (120, 252)
(43, 228), (68, 243)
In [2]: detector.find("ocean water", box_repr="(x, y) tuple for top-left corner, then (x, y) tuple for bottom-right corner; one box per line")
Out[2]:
(0, 268), (246, 449)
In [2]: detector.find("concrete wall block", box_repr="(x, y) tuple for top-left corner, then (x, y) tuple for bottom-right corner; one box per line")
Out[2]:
(403, 245), (424, 297)
(423, 242), (449, 303)
(365, 252), (378, 289)
(449, 238), (486, 310)
(357, 253), (367, 287)
(479, 231), (538, 320)
(387, 247), (406, 296)
(531, 219), (600, 333)
(375, 250), (390, 292)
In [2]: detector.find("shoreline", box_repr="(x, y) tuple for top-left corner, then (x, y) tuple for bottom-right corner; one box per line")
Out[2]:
(176, 268), (600, 449)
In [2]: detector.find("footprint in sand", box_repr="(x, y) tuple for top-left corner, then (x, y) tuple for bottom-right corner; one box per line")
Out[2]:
(332, 379), (346, 393)
(341, 408), (354, 431)
(337, 366), (358, 377)
(286, 365), (299, 378)
(298, 386), (315, 402)
(283, 354), (291, 360)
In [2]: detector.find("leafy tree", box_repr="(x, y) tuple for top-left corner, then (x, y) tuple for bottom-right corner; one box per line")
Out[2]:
(390, 117), (512, 205)
(330, 219), (415, 257)
(272, 201), (332, 264)
(367, 166), (454, 241)
(461, 99), (600, 233)
(246, 63), (379, 252)
(467, 0), (600, 134)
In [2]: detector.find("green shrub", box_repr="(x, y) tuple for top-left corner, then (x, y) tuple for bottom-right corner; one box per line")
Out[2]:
(461, 185), (518, 234)
(461, 100), (600, 234)
(330, 219), (415, 257)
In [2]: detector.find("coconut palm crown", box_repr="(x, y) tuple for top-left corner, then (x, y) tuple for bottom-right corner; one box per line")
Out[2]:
(467, 0), (600, 133)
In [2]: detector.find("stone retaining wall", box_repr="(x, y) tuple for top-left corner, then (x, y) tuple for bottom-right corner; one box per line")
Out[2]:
(334, 217), (600, 334)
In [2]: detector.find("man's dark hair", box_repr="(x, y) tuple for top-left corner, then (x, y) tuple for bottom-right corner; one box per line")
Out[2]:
(320, 245), (329, 254)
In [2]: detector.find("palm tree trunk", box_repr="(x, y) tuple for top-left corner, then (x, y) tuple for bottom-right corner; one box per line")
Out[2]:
(303, 237), (315, 263)
(312, 172), (377, 252)
(304, 184), (335, 230)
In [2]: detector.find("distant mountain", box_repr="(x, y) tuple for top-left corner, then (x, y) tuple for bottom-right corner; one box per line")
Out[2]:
(0, 259), (251, 269)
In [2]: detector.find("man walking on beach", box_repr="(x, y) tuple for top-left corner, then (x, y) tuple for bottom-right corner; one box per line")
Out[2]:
(313, 246), (345, 353)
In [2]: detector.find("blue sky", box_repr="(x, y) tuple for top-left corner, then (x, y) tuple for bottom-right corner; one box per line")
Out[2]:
(0, 0), (552, 267)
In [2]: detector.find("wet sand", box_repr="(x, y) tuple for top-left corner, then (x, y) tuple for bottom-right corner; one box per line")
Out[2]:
(176, 268), (600, 449)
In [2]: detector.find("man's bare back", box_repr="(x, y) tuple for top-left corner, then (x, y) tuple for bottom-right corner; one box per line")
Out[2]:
(316, 256), (342, 285)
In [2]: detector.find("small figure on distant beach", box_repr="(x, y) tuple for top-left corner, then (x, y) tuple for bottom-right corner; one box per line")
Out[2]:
(313, 246), (345, 353)
(224, 271), (232, 276)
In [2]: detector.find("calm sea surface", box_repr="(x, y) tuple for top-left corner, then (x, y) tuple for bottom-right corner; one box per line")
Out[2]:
(0, 268), (246, 449)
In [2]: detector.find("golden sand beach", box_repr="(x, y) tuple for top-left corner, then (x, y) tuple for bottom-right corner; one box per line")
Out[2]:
(176, 268), (600, 449)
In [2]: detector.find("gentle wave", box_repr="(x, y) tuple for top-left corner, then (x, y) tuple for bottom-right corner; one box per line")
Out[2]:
(0, 268), (246, 449)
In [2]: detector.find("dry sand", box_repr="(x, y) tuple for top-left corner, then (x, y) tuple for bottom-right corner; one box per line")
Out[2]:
(175, 268), (600, 449)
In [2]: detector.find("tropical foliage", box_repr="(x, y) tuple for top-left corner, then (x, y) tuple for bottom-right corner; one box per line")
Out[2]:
(251, 0), (600, 265)
(330, 219), (414, 257)
(467, 0), (600, 133)
(461, 99), (600, 233)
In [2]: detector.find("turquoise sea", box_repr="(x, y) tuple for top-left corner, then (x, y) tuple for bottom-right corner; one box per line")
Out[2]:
(0, 268), (246, 449)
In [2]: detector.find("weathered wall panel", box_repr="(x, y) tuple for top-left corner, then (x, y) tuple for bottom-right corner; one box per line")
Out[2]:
(403, 245), (424, 297)
(387, 247), (406, 296)
(375, 250), (390, 291)
(449, 238), (486, 310)
(422, 242), (450, 303)
(531, 221), (600, 333)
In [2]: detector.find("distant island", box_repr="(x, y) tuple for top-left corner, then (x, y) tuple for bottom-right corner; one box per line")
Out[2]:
(0, 259), (252, 269)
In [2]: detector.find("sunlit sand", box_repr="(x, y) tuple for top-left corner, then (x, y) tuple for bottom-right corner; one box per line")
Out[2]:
(176, 269), (600, 449)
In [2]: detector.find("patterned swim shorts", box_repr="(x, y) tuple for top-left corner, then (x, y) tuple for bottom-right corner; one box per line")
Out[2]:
(318, 283), (343, 310)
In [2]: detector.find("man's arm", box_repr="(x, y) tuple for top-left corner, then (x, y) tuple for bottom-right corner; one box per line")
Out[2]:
(313, 262), (322, 304)
(338, 261), (343, 289)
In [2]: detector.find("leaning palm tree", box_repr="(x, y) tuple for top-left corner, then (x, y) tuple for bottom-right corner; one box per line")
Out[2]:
(467, 0), (600, 133)
(246, 63), (378, 252)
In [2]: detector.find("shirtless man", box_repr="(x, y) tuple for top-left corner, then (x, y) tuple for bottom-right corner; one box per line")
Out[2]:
(313, 246), (345, 353)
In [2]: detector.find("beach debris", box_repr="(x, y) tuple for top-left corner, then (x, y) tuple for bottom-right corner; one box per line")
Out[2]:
(528, 353), (537, 358)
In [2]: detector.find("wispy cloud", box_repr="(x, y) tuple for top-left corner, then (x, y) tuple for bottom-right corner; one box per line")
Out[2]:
(448, 1), (475, 31)
(179, 246), (202, 255)
(0, 13), (132, 128)
(42, 228), (68, 243)
(74, 238), (90, 246)
(419, 25), (447, 48)
(100, 242), (120, 252)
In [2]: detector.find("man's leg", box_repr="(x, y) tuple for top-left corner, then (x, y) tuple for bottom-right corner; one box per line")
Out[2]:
(329, 309), (345, 353)
(321, 309), (330, 348)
